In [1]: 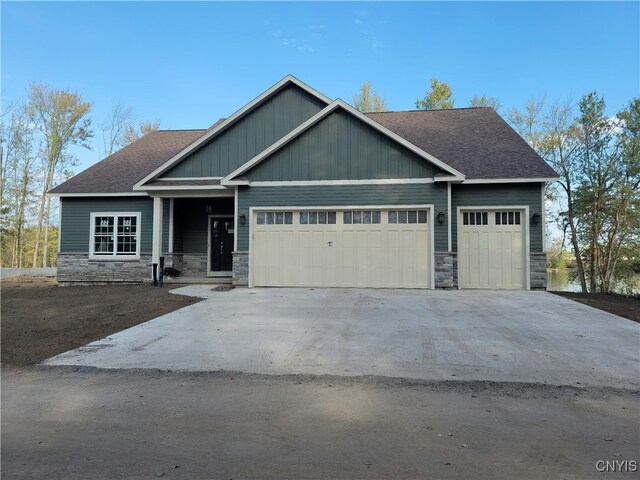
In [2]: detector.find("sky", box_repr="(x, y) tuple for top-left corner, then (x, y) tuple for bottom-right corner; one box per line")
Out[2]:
(2, 1), (639, 172)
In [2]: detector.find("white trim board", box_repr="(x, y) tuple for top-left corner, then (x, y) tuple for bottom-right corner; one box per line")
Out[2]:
(249, 178), (435, 187)
(133, 75), (332, 189)
(50, 192), (149, 197)
(222, 99), (465, 185)
(462, 177), (558, 184)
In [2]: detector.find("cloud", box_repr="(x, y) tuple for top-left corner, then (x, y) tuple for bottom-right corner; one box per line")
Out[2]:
(269, 24), (322, 54)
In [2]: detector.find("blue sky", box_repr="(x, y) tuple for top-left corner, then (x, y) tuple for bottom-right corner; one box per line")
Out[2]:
(2, 1), (639, 171)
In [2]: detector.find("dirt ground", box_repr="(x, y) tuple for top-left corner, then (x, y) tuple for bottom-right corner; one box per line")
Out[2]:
(551, 291), (640, 323)
(1, 277), (201, 365)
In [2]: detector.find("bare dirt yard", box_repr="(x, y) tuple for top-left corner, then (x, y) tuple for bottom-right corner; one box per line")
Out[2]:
(1, 277), (201, 365)
(551, 291), (640, 323)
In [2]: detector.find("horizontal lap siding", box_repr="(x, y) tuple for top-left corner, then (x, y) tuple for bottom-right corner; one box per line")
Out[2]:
(247, 109), (439, 181)
(237, 184), (448, 251)
(162, 85), (326, 178)
(451, 183), (543, 253)
(60, 197), (154, 254)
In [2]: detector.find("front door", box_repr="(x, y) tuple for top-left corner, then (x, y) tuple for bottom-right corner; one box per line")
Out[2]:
(210, 217), (234, 273)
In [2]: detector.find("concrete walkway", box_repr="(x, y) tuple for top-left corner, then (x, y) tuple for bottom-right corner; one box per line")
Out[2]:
(45, 287), (640, 389)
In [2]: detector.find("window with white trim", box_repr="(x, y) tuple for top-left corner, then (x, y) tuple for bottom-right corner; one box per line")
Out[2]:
(495, 211), (521, 225)
(90, 213), (141, 259)
(343, 210), (382, 224)
(256, 211), (293, 225)
(388, 210), (428, 224)
(462, 211), (488, 226)
(300, 211), (336, 224)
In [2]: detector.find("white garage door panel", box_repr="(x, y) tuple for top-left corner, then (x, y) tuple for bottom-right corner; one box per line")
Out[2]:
(252, 209), (431, 288)
(459, 209), (525, 289)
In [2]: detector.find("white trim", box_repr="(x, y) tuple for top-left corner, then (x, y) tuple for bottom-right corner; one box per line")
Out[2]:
(58, 201), (62, 254)
(50, 192), (149, 197)
(168, 198), (174, 253)
(462, 177), (558, 184)
(147, 191), (235, 199)
(207, 214), (235, 277)
(88, 212), (142, 261)
(222, 99), (465, 185)
(447, 182), (452, 252)
(456, 205), (530, 290)
(248, 204), (435, 289)
(249, 178), (435, 187)
(541, 182), (547, 253)
(134, 75), (332, 188)
(434, 176), (462, 183)
(234, 187), (239, 251)
(152, 197), (162, 266)
(134, 185), (228, 191)
(154, 176), (223, 182)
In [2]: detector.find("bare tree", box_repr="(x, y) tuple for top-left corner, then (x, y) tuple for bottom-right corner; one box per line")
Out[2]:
(25, 83), (92, 267)
(100, 103), (134, 158)
(352, 81), (387, 113)
(122, 119), (160, 146)
(468, 95), (502, 113)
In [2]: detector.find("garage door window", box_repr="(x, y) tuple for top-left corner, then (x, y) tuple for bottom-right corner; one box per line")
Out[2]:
(343, 210), (381, 224)
(389, 210), (428, 224)
(462, 211), (488, 226)
(257, 212), (293, 225)
(495, 211), (521, 225)
(300, 211), (336, 225)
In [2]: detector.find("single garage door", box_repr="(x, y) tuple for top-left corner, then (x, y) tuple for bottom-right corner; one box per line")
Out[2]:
(458, 209), (526, 289)
(252, 208), (431, 288)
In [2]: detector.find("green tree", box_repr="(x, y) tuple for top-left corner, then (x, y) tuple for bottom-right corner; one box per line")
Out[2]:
(25, 83), (92, 267)
(352, 81), (387, 113)
(415, 78), (455, 110)
(122, 119), (160, 146)
(468, 95), (502, 113)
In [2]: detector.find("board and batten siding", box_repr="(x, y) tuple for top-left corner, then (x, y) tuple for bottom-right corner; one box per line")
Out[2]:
(60, 197), (154, 254)
(161, 84), (327, 179)
(236, 183), (448, 252)
(162, 198), (170, 252)
(451, 183), (544, 253)
(246, 109), (443, 182)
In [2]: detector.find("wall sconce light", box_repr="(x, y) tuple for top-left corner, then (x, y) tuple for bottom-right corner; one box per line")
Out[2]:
(206, 204), (213, 214)
(531, 213), (541, 225)
(238, 213), (247, 226)
(437, 212), (446, 224)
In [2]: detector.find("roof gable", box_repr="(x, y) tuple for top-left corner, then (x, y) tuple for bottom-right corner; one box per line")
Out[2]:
(134, 75), (331, 188)
(223, 100), (465, 184)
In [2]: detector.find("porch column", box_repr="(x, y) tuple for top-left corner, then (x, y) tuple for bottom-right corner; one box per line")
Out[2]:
(152, 196), (163, 268)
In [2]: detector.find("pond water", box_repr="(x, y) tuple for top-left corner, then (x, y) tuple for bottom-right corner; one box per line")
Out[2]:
(547, 269), (640, 295)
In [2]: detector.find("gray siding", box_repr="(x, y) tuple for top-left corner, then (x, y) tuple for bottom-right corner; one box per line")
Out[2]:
(451, 183), (544, 253)
(60, 197), (154, 254)
(162, 84), (327, 178)
(236, 184), (448, 251)
(172, 198), (233, 254)
(247, 109), (441, 181)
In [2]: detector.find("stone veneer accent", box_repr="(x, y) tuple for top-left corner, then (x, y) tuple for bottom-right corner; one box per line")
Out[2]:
(57, 253), (151, 284)
(434, 252), (457, 289)
(232, 251), (249, 286)
(162, 253), (183, 270)
(530, 252), (547, 290)
(182, 254), (207, 276)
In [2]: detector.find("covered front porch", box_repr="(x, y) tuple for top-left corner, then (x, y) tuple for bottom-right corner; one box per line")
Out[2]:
(151, 194), (238, 282)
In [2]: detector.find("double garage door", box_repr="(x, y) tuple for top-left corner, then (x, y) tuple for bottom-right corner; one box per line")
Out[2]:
(458, 209), (526, 289)
(252, 208), (431, 288)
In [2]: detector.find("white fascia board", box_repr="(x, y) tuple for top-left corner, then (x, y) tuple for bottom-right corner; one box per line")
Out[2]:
(153, 176), (223, 181)
(137, 185), (229, 191)
(462, 177), (559, 184)
(434, 176), (463, 183)
(248, 178), (435, 187)
(223, 99), (465, 184)
(50, 192), (149, 197)
(133, 75), (332, 190)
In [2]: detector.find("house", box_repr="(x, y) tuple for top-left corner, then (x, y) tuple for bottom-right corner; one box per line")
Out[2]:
(50, 75), (558, 290)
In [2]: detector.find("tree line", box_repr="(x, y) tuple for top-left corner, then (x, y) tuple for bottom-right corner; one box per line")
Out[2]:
(0, 84), (159, 268)
(352, 79), (639, 294)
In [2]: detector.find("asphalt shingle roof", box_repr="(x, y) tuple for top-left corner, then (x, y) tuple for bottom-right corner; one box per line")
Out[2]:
(366, 108), (557, 179)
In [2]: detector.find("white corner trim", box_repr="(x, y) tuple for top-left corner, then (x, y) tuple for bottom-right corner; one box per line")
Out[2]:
(222, 99), (465, 185)
(234, 187), (239, 252)
(447, 182), (452, 252)
(541, 182), (547, 253)
(58, 200), (62, 254)
(88, 212), (142, 261)
(462, 177), (559, 184)
(248, 178), (435, 187)
(133, 75), (332, 189)
(152, 197), (163, 266)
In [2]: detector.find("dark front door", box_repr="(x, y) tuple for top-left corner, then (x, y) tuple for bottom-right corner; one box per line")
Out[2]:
(210, 217), (234, 272)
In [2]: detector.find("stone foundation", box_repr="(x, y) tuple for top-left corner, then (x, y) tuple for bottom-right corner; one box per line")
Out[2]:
(530, 252), (547, 290)
(232, 251), (249, 286)
(57, 253), (151, 283)
(434, 252), (458, 289)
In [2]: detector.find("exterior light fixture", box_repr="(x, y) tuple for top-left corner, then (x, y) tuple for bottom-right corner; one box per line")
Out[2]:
(437, 212), (446, 224)
(531, 213), (541, 225)
(206, 204), (213, 214)
(238, 213), (247, 226)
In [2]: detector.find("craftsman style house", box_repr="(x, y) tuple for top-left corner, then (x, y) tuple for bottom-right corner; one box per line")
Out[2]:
(50, 75), (557, 289)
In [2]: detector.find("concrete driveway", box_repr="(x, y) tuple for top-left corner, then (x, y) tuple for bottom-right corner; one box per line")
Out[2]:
(45, 287), (640, 389)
